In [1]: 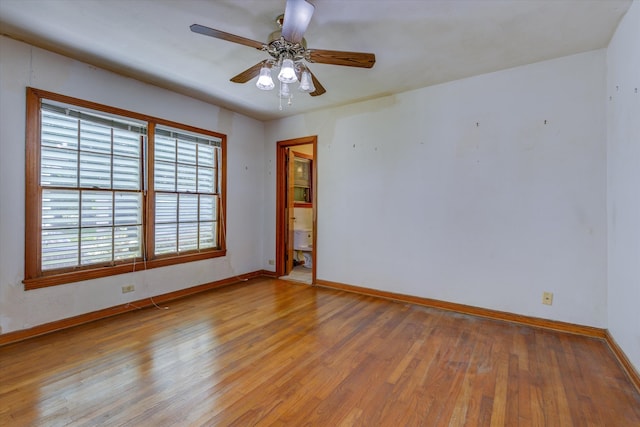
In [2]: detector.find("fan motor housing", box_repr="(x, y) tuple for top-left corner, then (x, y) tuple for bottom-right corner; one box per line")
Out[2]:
(267, 14), (307, 62)
(267, 36), (306, 61)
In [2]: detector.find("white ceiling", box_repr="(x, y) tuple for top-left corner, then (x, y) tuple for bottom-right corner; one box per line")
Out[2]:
(0, 0), (632, 121)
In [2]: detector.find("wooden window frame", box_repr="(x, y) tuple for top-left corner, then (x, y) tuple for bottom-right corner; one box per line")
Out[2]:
(24, 88), (227, 290)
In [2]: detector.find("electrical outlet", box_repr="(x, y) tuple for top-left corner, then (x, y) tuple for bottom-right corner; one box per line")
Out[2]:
(268, 259), (275, 265)
(542, 292), (553, 305)
(122, 285), (135, 294)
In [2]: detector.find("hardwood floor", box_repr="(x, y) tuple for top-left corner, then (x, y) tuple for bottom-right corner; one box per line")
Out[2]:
(1, 277), (639, 426)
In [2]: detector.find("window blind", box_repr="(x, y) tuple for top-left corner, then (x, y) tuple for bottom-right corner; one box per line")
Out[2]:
(40, 103), (145, 270)
(154, 125), (221, 254)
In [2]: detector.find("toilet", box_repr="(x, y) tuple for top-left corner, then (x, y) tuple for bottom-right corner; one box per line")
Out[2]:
(293, 229), (313, 269)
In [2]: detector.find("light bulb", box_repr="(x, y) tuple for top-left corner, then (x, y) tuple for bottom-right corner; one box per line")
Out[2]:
(256, 65), (274, 90)
(298, 70), (315, 93)
(278, 58), (298, 83)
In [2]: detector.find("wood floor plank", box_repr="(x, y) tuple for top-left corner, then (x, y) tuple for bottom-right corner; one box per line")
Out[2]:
(1, 277), (639, 426)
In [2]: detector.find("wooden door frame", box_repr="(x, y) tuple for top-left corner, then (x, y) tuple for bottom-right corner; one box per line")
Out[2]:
(276, 135), (317, 283)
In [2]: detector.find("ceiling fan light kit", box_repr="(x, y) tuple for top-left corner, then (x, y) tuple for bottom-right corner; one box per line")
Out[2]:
(277, 57), (298, 84)
(298, 70), (315, 93)
(256, 64), (276, 90)
(190, 0), (376, 110)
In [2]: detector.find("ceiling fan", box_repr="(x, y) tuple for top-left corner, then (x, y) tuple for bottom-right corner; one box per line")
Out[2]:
(190, 0), (376, 106)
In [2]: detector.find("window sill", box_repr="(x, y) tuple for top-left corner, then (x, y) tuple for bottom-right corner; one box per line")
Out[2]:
(23, 249), (227, 290)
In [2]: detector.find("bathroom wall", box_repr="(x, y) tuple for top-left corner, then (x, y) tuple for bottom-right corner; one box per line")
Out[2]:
(292, 143), (314, 232)
(293, 208), (313, 231)
(291, 144), (313, 157)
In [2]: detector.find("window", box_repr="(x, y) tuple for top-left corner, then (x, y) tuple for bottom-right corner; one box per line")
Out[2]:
(39, 103), (145, 271)
(25, 88), (226, 289)
(153, 126), (221, 255)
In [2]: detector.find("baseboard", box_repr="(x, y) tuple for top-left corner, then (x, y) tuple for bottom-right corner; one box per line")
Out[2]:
(315, 279), (606, 338)
(0, 270), (264, 346)
(260, 269), (279, 278)
(605, 330), (640, 393)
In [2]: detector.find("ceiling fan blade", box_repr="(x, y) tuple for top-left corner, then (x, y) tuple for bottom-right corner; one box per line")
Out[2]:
(281, 0), (315, 44)
(307, 49), (376, 68)
(230, 61), (267, 83)
(190, 24), (264, 50)
(307, 68), (326, 97)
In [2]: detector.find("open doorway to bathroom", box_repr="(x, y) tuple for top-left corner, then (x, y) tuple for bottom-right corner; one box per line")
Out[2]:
(276, 135), (317, 285)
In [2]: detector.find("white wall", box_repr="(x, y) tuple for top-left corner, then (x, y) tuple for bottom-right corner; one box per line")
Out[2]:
(607, 0), (640, 372)
(0, 37), (265, 334)
(265, 50), (608, 327)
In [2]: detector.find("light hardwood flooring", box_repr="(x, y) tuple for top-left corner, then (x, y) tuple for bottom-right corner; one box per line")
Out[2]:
(1, 277), (639, 426)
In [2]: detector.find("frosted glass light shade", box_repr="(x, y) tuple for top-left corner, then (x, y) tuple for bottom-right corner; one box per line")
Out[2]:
(278, 58), (298, 83)
(279, 82), (291, 98)
(298, 70), (315, 93)
(256, 66), (275, 90)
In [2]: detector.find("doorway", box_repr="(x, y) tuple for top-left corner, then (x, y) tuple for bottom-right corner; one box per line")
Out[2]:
(276, 135), (317, 285)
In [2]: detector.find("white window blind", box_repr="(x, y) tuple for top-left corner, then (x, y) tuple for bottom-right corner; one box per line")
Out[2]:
(40, 103), (145, 270)
(154, 125), (221, 255)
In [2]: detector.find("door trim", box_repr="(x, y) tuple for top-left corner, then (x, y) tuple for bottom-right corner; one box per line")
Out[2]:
(276, 135), (317, 284)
